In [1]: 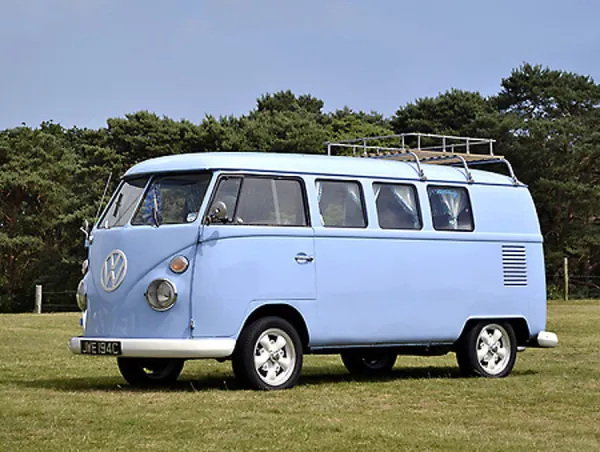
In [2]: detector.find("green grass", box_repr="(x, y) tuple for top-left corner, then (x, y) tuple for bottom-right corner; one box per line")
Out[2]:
(1, 301), (599, 451)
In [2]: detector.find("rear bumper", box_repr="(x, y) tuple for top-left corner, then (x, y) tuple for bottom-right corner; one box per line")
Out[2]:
(529, 331), (558, 348)
(68, 336), (236, 359)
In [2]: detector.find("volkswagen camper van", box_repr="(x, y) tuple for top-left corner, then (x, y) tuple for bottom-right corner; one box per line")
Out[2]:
(69, 133), (558, 390)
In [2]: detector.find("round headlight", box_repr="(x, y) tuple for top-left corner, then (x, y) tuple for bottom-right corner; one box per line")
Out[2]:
(145, 279), (177, 311)
(76, 279), (87, 311)
(169, 256), (189, 274)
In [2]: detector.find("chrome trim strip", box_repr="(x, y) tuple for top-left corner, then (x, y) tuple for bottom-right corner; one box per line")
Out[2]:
(69, 337), (236, 358)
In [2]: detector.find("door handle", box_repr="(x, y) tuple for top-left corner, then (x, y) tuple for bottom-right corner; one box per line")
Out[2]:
(294, 253), (314, 263)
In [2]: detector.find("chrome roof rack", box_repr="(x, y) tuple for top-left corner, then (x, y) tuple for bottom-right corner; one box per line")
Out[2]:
(326, 133), (520, 185)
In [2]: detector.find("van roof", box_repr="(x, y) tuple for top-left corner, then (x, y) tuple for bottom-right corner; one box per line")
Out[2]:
(124, 152), (518, 186)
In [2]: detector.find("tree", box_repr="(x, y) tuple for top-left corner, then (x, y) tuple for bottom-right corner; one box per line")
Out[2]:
(0, 124), (81, 311)
(1, 66), (599, 311)
(239, 91), (329, 153)
(106, 111), (205, 167)
(256, 90), (324, 115)
(496, 64), (600, 292)
(391, 89), (501, 138)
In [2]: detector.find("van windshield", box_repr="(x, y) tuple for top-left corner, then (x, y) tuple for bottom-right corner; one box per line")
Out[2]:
(132, 173), (212, 226)
(98, 177), (149, 229)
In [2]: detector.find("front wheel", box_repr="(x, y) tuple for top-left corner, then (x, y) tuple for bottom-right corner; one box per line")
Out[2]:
(456, 322), (517, 378)
(232, 317), (303, 390)
(117, 358), (184, 386)
(341, 350), (397, 376)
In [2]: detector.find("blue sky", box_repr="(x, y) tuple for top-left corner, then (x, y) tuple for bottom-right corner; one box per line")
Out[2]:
(1, 0), (599, 130)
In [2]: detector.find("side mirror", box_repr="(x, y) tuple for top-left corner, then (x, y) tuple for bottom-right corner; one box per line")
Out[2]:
(80, 219), (92, 248)
(207, 201), (228, 224)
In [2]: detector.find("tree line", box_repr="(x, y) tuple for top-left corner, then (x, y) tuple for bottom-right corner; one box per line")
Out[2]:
(1, 63), (599, 311)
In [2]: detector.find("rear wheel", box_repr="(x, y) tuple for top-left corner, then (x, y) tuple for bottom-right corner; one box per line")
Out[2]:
(456, 322), (517, 378)
(232, 316), (303, 390)
(341, 350), (397, 376)
(117, 358), (184, 386)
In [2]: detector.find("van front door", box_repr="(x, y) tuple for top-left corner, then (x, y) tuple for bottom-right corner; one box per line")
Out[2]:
(192, 174), (316, 338)
(85, 173), (212, 339)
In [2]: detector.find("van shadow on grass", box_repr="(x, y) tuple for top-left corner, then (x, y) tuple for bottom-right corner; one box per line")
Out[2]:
(17, 366), (538, 393)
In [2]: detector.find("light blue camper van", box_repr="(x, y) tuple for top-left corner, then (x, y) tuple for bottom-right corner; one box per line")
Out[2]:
(69, 133), (558, 390)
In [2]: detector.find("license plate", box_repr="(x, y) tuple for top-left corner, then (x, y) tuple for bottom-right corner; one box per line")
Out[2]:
(81, 340), (122, 356)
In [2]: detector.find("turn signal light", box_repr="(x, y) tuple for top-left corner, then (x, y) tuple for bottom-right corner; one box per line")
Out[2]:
(169, 256), (189, 274)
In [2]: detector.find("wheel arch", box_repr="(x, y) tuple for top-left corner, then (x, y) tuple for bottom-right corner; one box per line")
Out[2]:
(457, 317), (530, 347)
(241, 303), (311, 353)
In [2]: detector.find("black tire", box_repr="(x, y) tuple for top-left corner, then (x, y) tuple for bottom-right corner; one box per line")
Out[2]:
(456, 322), (517, 378)
(232, 316), (303, 390)
(341, 350), (397, 376)
(455, 346), (476, 377)
(117, 358), (184, 386)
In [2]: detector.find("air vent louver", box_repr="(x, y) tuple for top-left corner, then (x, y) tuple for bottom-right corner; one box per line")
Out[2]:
(502, 245), (527, 287)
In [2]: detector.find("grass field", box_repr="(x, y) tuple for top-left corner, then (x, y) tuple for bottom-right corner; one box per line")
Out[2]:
(0, 301), (599, 451)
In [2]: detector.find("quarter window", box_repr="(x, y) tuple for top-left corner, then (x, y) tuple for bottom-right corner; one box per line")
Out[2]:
(373, 183), (421, 230)
(209, 177), (242, 224)
(316, 180), (366, 228)
(209, 176), (308, 226)
(427, 186), (474, 231)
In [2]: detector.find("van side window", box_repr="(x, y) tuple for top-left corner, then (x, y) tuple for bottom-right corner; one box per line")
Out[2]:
(373, 183), (421, 230)
(210, 176), (308, 226)
(131, 173), (211, 226)
(427, 186), (474, 231)
(316, 180), (367, 228)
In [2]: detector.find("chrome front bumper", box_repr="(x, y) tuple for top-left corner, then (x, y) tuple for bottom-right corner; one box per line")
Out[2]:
(69, 336), (236, 358)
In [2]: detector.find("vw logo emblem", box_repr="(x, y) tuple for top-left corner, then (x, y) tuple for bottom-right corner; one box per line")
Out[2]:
(100, 250), (127, 292)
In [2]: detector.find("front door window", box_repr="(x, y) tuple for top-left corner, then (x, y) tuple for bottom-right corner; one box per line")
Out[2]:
(132, 173), (212, 226)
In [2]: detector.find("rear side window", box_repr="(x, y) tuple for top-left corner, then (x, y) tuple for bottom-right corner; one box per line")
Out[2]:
(373, 183), (421, 230)
(427, 186), (474, 231)
(316, 180), (366, 228)
(208, 176), (308, 226)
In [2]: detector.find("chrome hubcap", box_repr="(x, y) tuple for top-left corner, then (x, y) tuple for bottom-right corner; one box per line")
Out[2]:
(476, 324), (511, 375)
(254, 328), (296, 386)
